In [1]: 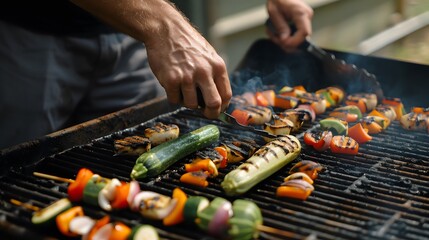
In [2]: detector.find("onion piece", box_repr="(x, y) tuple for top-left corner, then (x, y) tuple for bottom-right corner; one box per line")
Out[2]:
(127, 180), (141, 211)
(92, 223), (113, 240)
(207, 201), (233, 237)
(132, 191), (177, 220)
(69, 216), (95, 236)
(98, 178), (121, 211)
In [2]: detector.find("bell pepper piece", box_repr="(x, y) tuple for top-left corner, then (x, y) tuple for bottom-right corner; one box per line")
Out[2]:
(180, 171), (209, 188)
(320, 118), (348, 135)
(284, 172), (314, 185)
(56, 206), (84, 237)
(276, 179), (314, 200)
(110, 182), (131, 209)
(184, 159), (218, 177)
(330, 136), (359, 155)
(260, 89), (276, 106)
(360, 118), (383, 134)
(346, 98), (367, 114)
(163, 188), (188, 226)
(255, 92), (269, 107)
(382, 97), (406, 120)
(214, 146), (228, 169)
(230, 109), (250, 126)
(289, 160), (323, 180)
(329, 111), (358, 123)
(348, 123), (372, 144)
(87, 215), (110, 240)
(274, 95), (299, 109)
(68, 168), (94, 202)
(109, 222), (131, 240)
(303, 131), (332, 152)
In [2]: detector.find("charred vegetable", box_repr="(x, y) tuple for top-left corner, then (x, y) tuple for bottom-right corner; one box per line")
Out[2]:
(221, 135), (301, 196)
(114, 136), (151, 156)
(131, 125), (220, 179)
(144, 122), (180, 146)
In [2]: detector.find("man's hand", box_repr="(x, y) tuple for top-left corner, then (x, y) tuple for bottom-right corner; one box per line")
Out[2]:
(266, 0), (313, 49)
(71, 0), (232, 119)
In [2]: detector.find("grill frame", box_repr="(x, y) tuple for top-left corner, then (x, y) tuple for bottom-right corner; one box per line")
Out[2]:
(1, 39), (428, 240)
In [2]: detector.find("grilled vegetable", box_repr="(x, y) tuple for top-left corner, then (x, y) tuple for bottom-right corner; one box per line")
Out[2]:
(316, 87), (345, 106)
(332, 105), (363, 119)
(197, 197), (232, 237)
(131, 124), (220, 179)
(221, 135), (301, 196)
(298, 93), (327, 114)
(183, 196), (210, 225)
(68, 168), (94, 202)
(231, 106), (272, 125)
(132, 191), (177, 220)
(31, 198), (72, 226)
(214, 146), (228, 168)
(348, 123), (372, 144)
(400, 112), (428, 131)
(83, 174), (110, 206)
(264, 115), (294, 136)
(86, 215), (110, 240)
(110, 182), (131, 209)
(360, 117), (383, 134)
(320, 118), (348, 135)
(289, 160), (323, 180)
(273, 95), (299, 109)
(114, 136), (151, 156)
(260, 89), (276, 106)
(330, 136), (359, 155)
(56, 206), (84, 237)
(284, 172), (314, 184)
(303, 130), (333, 152)
(69, 216), (95, 236)
(185, 159), (218, 176)
(98, 178), (121, 211)
(349, 93), (378, 111)
(228, 200), (263, 240)
(255, 92), (269, 106)
(345, 97), (367, 114)
(144, 122), (180, 146)
(110, 222), (132, 240)
(373, 105), (397, 121)
(180, 171), (210, 188)
(276, 179), (315, 200)
(128, 224), (159, 240)
(382, 97), (406, 120)
(278, 110), (305, 131)
(295, 104), (316, 122)
(163, 188), (188, 226)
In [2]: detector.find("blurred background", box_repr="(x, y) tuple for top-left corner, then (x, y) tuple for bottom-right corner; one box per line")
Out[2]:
(172, 0), (429, 71)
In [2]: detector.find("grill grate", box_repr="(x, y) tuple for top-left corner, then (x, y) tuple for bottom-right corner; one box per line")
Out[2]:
(0, 108), (428, 240)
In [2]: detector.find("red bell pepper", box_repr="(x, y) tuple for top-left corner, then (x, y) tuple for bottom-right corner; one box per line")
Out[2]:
(303, 131), (333, 151)
(330, 136), (359, 155)
(68, 168), (94, 202)
(348, 123), (372, 144)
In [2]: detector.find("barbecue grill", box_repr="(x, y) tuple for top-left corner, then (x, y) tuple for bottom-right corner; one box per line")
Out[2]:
(1, 39), (428, 240)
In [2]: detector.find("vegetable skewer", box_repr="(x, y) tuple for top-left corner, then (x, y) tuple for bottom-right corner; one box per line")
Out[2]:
(34, 170), (301, 239)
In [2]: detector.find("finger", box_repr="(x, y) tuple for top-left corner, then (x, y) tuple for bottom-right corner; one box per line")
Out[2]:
(267, 9), (291, 42)
(163, 82), (182, 105)
(285, 15), (312, 48)
(181, 81), (199, 109)
(212, 57), (232, 113)
(198, 80), (222, 119)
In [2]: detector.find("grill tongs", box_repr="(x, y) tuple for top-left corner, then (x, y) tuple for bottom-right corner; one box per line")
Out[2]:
(265, 19), (384, 102)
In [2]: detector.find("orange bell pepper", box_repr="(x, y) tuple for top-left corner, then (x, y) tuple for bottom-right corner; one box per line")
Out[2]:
(109, 222), (131, 240)
(230, 109), (250, 126)
(214, 146), (228, 169)
(261, 89), (276, 106)
(180, 171), (209, 187)
(276, 180), (314, 200)
(255, 92), (269, 107)
(184, 159), (218, 177)
(110, 182), (131, 209)
(68, 168), (94, 202)
(163, 188), (188, 226)
(289, 160), (323, 180)
(346, 98), (367, 114)
(56, 206), (84, 237)
(274, 95), (299, 109)
(382, 97), (406, 120)
(360, 119), (383, 134)
(87, 215), (110, 240)
(348, 123), (372, 144)
(329, 111), (358, 122)
(330, 136), (359, 155)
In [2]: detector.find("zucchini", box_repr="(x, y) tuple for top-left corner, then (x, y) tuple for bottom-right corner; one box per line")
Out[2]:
(131, 124), (220, 179)
(183, 196), (210, 225)
(31, 198), (72, 226)
(127, 224), (159, 240)
(221, 135), (301, 196)
(228, 200), (263, 240)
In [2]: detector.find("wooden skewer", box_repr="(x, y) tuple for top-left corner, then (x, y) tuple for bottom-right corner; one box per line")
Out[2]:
(10, 199), (40, 212)
(257, 224), (296, 238)
(33, 172), (75, 183)
(33, 171), (300, 238)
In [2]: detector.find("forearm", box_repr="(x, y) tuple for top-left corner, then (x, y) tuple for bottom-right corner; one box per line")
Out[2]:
(70, 0), (189, 47)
